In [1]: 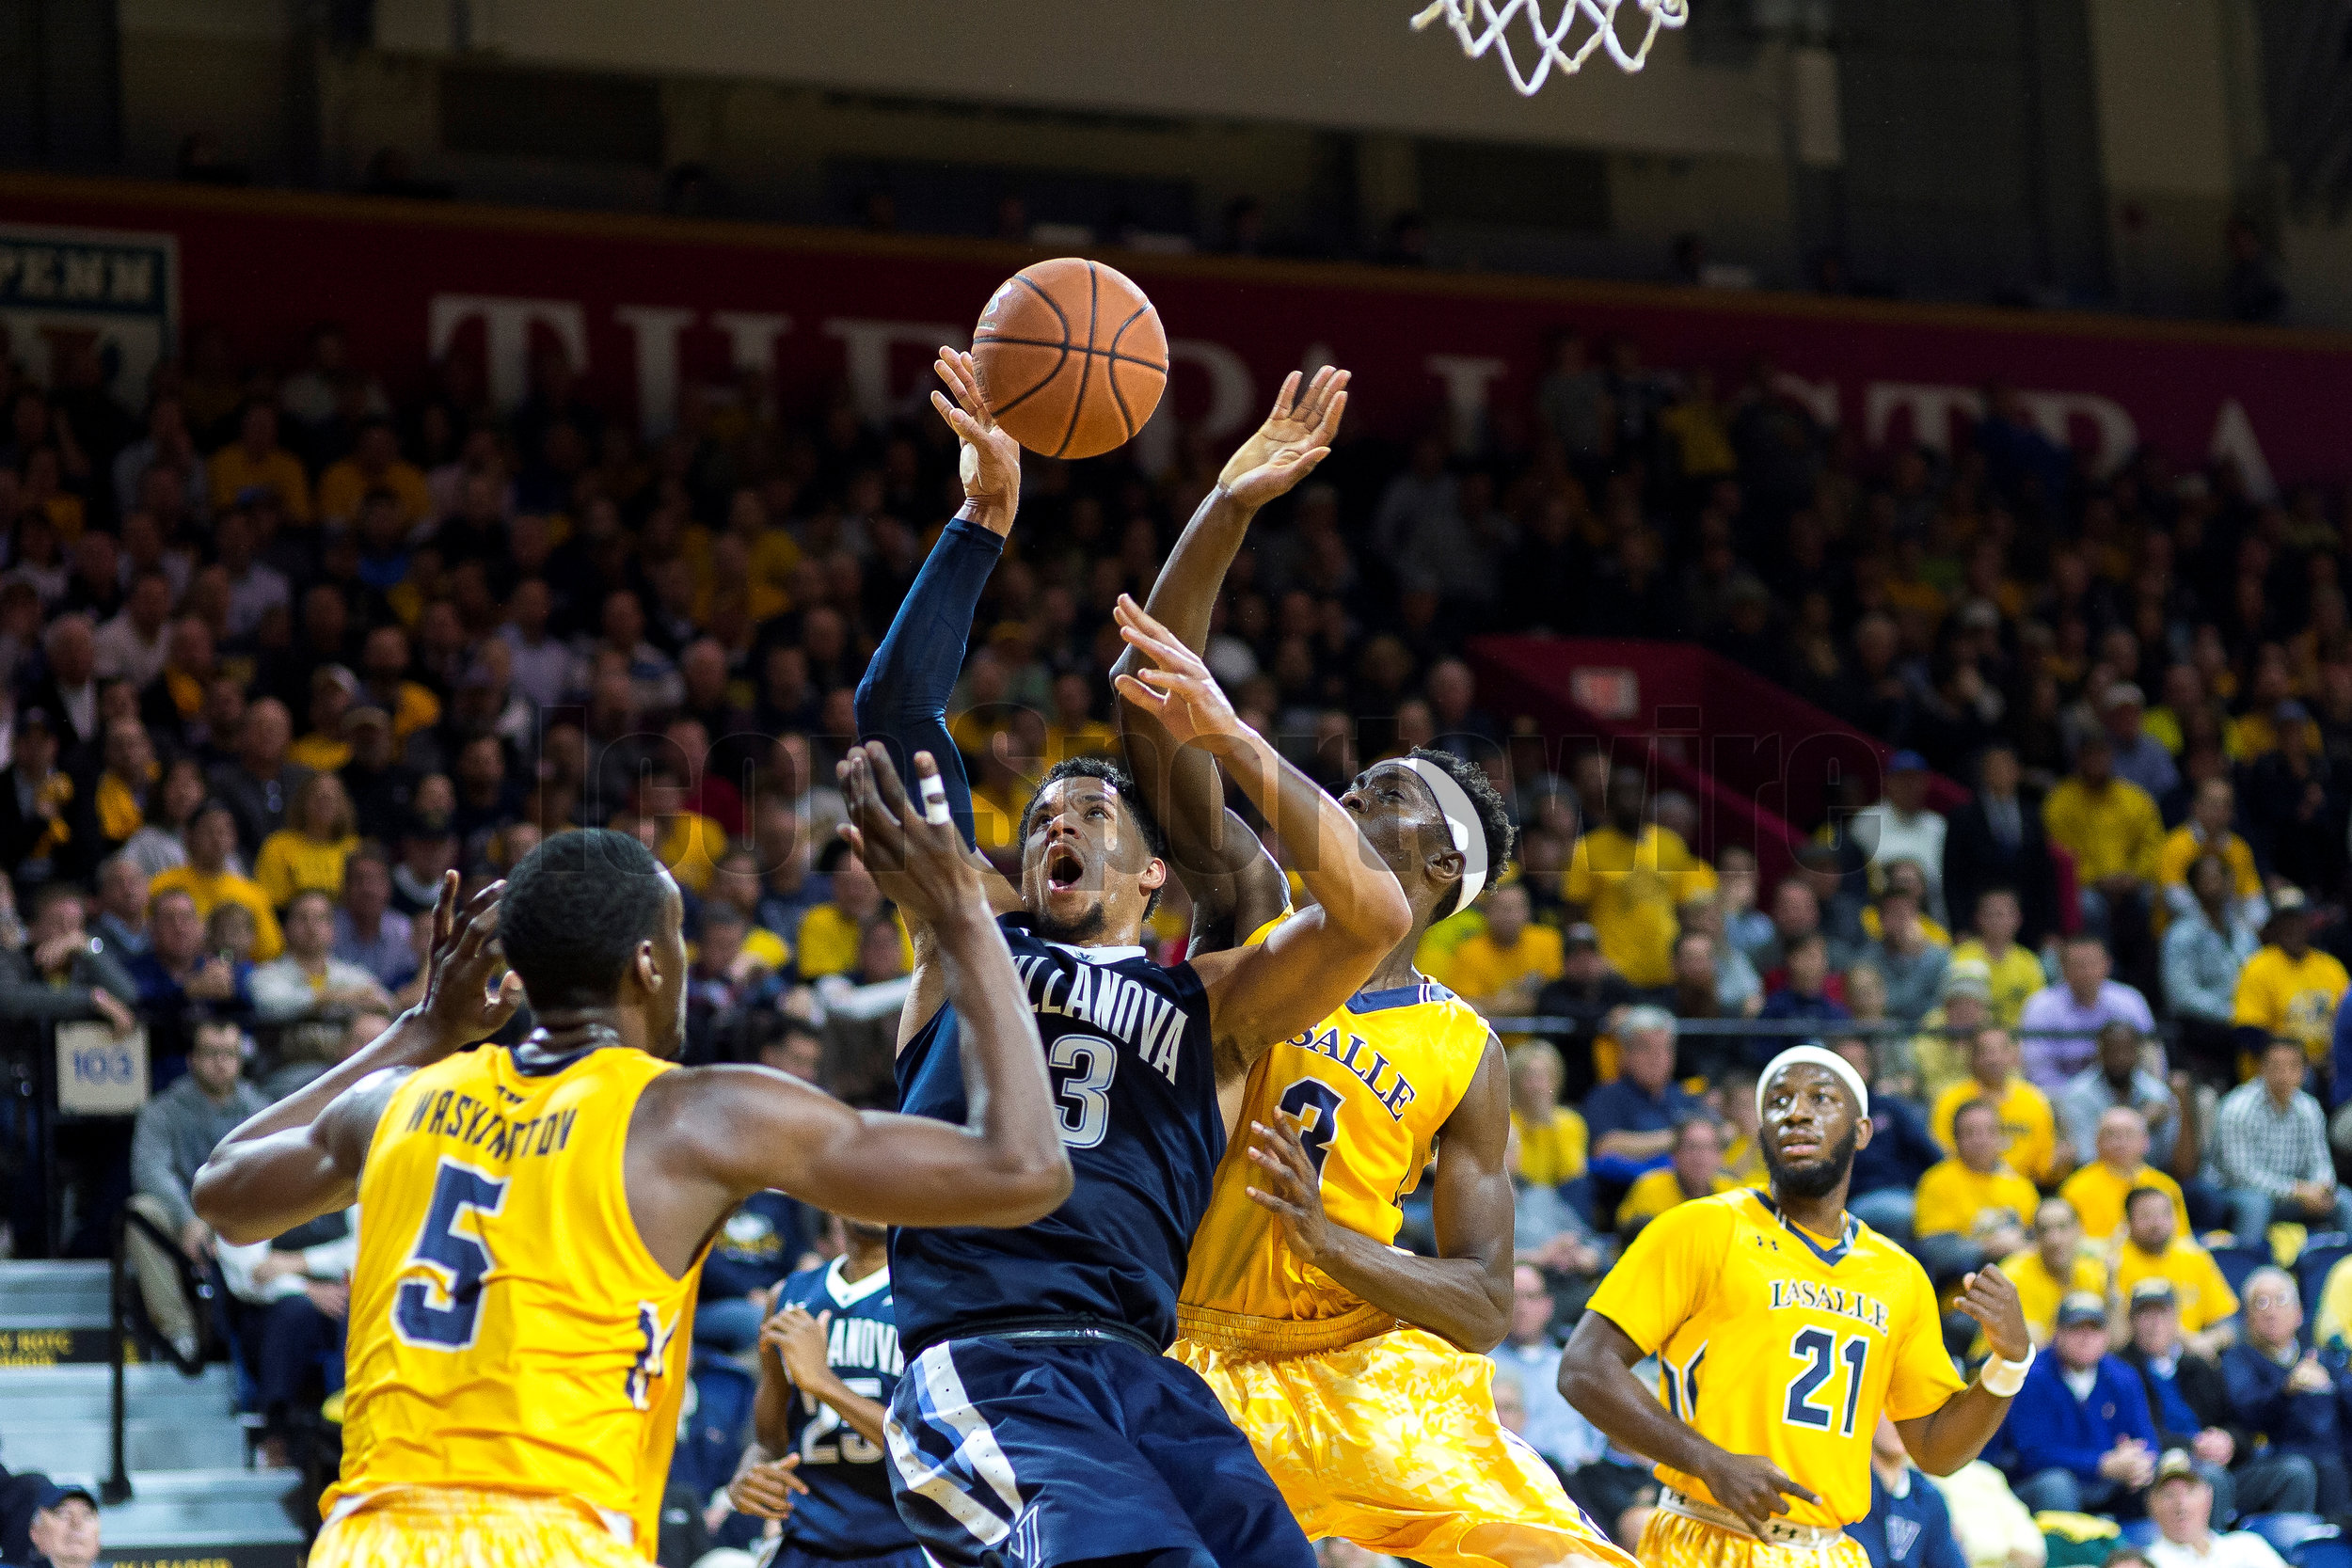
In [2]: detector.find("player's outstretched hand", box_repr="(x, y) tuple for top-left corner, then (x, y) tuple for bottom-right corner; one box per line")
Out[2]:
(416, 871), (525, 1051)
(1218, 365), (1349, 497)
(1696, 1450), (1821, 1542)
(933, 347), (1023, 531)
(1956, 1262), (2030, 1365)
(837, 742), (984, 929)
(726, 1449), (807, 1521)
(1112, 594), (1248, 752)
(1243, 1113), (1332, 1264)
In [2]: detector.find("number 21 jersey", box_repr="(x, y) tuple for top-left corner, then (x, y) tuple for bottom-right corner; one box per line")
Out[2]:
(1584, 1189), (1963, 1529)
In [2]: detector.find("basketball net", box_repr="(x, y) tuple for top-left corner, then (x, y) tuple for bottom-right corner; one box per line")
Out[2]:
(1409, 0), (1689, 92)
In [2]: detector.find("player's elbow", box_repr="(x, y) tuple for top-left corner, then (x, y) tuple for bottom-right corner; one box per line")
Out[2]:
(1456, 1287), (1513, 1354)
(190, 1162), (264, 1244)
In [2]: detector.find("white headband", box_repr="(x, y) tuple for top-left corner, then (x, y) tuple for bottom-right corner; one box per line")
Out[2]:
(1398, 756), (1489, 911)
(1756, 1045), (1869, 1124)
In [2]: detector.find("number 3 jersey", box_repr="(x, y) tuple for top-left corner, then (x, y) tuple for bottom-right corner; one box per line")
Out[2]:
(770, 1258), (911, 1557)
(889, 914), (1223, 1355)
(326, 1044), (702, 1551)
(1178, 974), (1488, 1353)
(1584, 1189), (1964, 1529)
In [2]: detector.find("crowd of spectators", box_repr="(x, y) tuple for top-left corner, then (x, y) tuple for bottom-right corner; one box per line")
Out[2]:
(6, 297), (2352, 1555)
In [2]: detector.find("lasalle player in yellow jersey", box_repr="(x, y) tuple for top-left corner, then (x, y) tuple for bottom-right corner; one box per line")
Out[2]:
(188, 748), (1073, 1568)
(1113, 364), (1635, 1568)
(1559, 1046), (2035, 1568)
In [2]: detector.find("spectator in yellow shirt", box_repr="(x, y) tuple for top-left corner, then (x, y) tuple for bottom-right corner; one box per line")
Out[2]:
(2156, 779), (2265, 928)
(1931, 1026), (2070, 1185)
(253, 773), (361, 909)
(1950, 886), (2048, 1031)
(2058, 1106), (2185, 1244)
(2110, 1186), (2238, 1356)
(1915, 1099), (2039, 1282)
(315, 419), (433, 528)
(1614, 1117), (1736, 1239)
(796, 843), (914, 980)
(207, 402), (312, 523)
(148, 800), (285, 961)
(1563, 766), (1713, 990)
(1431, 883), (1563, 1024)
(2231, 888), (2348, 1066)
(1914, 959), (1996, 1103)
(1506, 1040), (1587, 1186)
(2042, 732), (2163, 958)
(1998, 1196), (2107, 1345)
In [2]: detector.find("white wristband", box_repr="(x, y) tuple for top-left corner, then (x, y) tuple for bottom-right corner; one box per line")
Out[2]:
(1979, 1343), (2034, 1397)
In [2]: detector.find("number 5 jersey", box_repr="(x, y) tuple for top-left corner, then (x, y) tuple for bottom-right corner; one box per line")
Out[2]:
(326, 1043), (703, 1551)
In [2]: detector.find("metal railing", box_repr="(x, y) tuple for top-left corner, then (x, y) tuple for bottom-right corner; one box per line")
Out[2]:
(1485, 1016), (2185, 1041)
(105, 1204), (213, 1505)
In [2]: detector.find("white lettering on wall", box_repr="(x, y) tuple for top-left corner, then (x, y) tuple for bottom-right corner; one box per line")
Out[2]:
(426, 294), (589, 411)
(613, 306), (699, 440)
(823, 319), (970, 422)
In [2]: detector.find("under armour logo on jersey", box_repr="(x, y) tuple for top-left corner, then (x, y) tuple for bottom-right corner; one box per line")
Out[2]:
(627, 1301), (678, 1411)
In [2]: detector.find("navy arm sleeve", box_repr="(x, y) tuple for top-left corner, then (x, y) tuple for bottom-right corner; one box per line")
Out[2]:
(852, 516), (1005, 851)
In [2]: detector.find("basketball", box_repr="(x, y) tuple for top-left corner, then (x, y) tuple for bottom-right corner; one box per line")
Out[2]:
(971, 257), (1168, 460)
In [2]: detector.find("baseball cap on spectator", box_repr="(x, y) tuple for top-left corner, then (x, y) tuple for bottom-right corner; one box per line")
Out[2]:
(2270, 886), (2308, 913)
(2101, 683), (2146, 712)
(342, 703), (390, 733)
(2056, 1292), (2106, 1329)
(2128, 1278), (2176, 1313)
(1940, 958), (1992, 1001)
(2151, 1449), (2199, 1489)
(34, 1481), (96, 1513)
(1564, 923), (1599, 953)
(1886, 750), (1927, 773)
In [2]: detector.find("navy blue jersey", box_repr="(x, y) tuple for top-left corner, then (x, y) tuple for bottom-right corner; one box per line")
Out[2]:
(771, 1258), (911, 1558)
(890, 915), (1224, 1354)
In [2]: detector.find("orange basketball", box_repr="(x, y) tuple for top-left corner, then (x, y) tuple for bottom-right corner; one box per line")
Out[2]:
(971, 258), (1168, 460)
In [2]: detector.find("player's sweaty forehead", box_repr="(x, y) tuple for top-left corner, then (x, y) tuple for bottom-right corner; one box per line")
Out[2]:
(1760, 1062), (1859, 1119)
(1023, 775), (1129, 841)
(1353, 760), (1444, 827)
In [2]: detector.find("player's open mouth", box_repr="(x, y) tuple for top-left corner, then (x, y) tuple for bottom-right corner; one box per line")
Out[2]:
(1046, 845), (1087, 890)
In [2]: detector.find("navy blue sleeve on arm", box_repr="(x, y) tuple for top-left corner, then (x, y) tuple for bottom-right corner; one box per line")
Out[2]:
(852, 516), (1005, 851)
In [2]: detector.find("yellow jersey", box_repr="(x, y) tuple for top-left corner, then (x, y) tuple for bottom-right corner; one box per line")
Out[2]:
(1514, 1103), (1588, 1187)
(1587, 1190), (1963, 1528)
(1564, 824), (1714, 989)
(2056, 1162), (2184, 1245)
(2112, 1238), (2238, 1336)
(1179, 975), (1489, 1352)
(1995, 1247), (2107, 1341)
(2233, 946), (2350, 1063)
(1618, 1167), (1740, 1229)
(327, 1044), (704, 1551)
(1913, 1160), (2039, 1243)
(1931, 1076), (2061, 1184)
(1948, 941), (2047, 1031)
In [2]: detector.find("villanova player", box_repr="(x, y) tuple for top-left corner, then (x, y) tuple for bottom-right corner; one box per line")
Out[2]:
(729, 1212), (916, 1568)
(189, 777), (1069, 1568)
(1117, 366), (1639, 1568)
(1562, 1048), (2030, 1568)
(854, 351), (1409, 1568)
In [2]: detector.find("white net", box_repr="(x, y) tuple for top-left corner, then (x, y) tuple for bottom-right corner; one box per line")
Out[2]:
(1409, 0), (1690, 92)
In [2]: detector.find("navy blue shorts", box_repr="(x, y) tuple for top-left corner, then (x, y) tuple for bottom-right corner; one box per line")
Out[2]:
(883, 1331), (1314, 1568)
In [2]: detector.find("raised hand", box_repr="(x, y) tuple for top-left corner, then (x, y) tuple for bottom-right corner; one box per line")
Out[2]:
(836, 742), (987, 929)
(932, 347), (1024, 534)
(1219, 366), (1350, 496)
(1111, 594), (1248, 752)
(417, 871), (525, 1050)
(1955, 1263), (2030, 1364)
(1243, 1114), (1333, 1265)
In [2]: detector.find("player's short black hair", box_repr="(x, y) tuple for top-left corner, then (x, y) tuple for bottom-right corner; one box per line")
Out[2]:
(1406, 748), (1515, 921)
(1020, 757), (1168, 918)
(501, 829), (672, 1009)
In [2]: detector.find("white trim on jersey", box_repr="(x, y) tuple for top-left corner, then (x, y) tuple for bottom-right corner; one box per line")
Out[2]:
(824, 1255), (893, 1308)
(885, 1343), (1025, 1546)
(1048, 942), (1147, 964)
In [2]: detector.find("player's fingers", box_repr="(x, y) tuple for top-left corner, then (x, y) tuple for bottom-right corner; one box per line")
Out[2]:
(431, 868), (458, 953)
(1112, 673), (1169, 714)
(1311, 388), (1349, 444)
(1243, 1185), (1302, 1219)
(863, 739), (921, 822)
(772, 1455), (811, 1494)
(1776, 1471), (1823, 1506)
(1270, 369), (1300, 421)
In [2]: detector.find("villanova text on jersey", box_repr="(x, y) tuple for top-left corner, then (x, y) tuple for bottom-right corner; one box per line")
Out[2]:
(771, 1259), (911, 1558)
(889, 915), (1225, 1355)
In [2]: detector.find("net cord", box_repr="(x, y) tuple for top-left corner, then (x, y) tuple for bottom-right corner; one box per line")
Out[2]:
(1410, 0), (1690, 93)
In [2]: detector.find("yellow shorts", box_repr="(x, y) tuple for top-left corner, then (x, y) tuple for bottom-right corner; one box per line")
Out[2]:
(310, 1486), (648, 1567)
(1637, 1505), (1867, 1568)
(1171, 1324), (1637, 1568)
